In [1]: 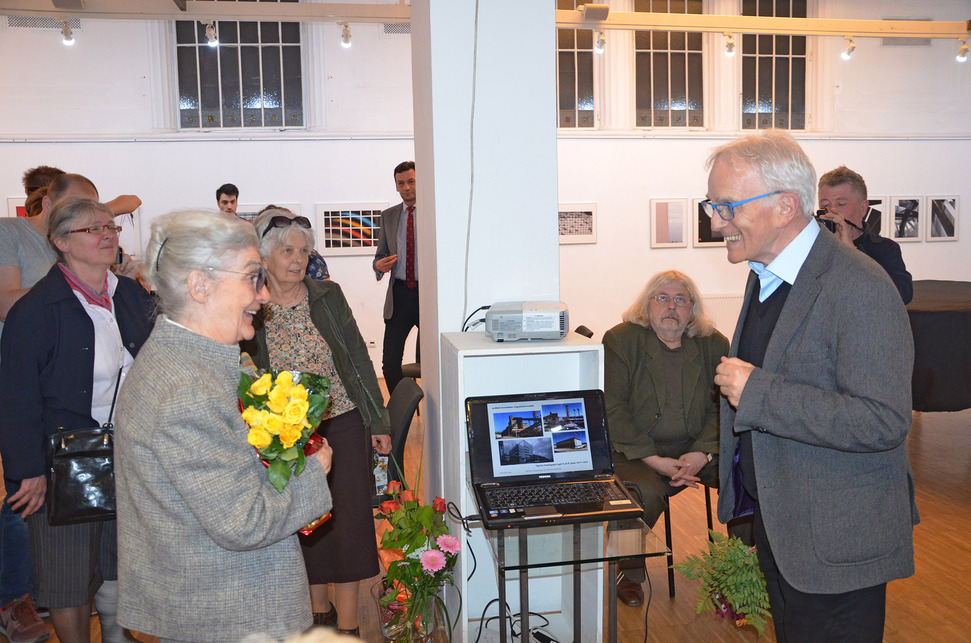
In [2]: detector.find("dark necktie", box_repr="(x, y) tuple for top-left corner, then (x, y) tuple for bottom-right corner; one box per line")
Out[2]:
(405, 205), (416, 289)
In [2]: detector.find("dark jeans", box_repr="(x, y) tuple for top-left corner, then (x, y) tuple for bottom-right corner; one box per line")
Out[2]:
(1, 478), (34, 605)
(382, 279), (420, 396)
(754, 503), (886, 642)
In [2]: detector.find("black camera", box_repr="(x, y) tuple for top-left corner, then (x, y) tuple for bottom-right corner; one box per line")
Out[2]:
(115, 247), (124, 265)
(814, 209), (836, 233)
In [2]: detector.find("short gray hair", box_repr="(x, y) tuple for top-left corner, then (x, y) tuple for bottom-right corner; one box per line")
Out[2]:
(622, 270), (715, 338)
(47, 198), (114, 263)
(144, 210), (259, 320)
(707, 130), (817, 220)
(252, 207), (315, 259)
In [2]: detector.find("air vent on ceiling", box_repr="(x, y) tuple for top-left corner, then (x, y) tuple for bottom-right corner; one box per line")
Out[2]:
(383, 22), (411, 36)
(7, 15), (81, 30)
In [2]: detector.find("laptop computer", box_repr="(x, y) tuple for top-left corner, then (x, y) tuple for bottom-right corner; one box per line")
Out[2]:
(466, 389), (643, 529)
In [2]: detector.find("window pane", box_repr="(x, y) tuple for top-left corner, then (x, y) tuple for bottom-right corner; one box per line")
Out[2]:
(792, 34), (806, 56)
(652, 31), (668, 49)
(177, 47), (199, 128)
(198, 45), (221, 128)
(282, 46), (303, 126)
(218, 21), (238, 45)
(757, 56), (773, 129)
(281, 22), (300, 43)
(558, 29), (575, 49)
(652, 52), (669, 126)
(776, 34), (789, 55)
(687, 31), (702, 50)
(577, 51), (594, 126)
(741, 0), (806, 131)
(175, 21), (195, 44)
(558, 51), (576, 111)
(241, 45), (262, 127)
(220, 46), (242, 127)
(687, 51), (703, 125)
(758, 34), (772, 55)
(791, 57), (806, 129)
(261, 22), (280, 44)
(670, 52), (686, 126)
(261, 45), (283, 126)
(240, 21), (259, 43)
(634, 31), (652, 49)
(576, 29), (592, 50)
(671, 31), (685, 50)
(742, 56), (756, 129)
(743, 33), (756, 55)
(636, 51), (652, 126)
(774, 57), (790, 128)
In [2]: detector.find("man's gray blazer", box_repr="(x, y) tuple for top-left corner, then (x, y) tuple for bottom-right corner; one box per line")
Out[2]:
(372, 202), (404, 320)
(717, 224), (919, 595)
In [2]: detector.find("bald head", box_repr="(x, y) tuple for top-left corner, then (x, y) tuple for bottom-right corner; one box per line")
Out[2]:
(42, 173), (99, 218)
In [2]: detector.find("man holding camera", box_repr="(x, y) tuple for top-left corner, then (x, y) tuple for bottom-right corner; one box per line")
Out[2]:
(817, 166), (912, 304)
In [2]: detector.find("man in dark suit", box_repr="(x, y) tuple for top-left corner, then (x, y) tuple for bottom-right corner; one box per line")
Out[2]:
(706, 131), (918, 642)
(373, 161), (418, 395)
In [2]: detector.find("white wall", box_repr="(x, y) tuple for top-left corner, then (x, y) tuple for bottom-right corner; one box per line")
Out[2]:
(2, 1), (970, 366)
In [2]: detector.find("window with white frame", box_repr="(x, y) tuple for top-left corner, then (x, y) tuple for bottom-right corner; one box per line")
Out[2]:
(175, 0), (303, 129)
(633, 0), (704, 128)
(556, 0), (595, 128)
(741, 0), (807, 129)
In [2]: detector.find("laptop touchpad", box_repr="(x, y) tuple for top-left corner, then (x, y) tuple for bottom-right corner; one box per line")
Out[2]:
(524, 506), (561, 519)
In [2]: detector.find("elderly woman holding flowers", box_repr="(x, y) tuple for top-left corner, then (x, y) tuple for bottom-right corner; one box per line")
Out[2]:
(240, 207), (391, 637)
(114, 211), (333, 643)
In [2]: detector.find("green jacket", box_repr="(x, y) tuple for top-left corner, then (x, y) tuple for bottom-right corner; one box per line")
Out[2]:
(241, 278), (390, 436)
(603, 321), (729, 461)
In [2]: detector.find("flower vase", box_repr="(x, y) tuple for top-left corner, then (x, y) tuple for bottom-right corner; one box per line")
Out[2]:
(371, 582), (447, 643)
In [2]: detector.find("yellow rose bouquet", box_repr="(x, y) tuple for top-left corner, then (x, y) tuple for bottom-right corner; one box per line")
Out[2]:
(238, 370), (330, 493)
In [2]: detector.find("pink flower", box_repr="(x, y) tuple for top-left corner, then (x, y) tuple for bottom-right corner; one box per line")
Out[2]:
(420, 549), (446, 573)
(436, 534), (461, 555)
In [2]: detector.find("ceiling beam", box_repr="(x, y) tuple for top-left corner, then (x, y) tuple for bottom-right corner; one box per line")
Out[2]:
(171, 0), (186, 11)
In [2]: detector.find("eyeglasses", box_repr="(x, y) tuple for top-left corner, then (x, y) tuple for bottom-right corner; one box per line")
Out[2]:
(209, 266), (268, 292)
(260, 215), (312, 238)
(68, 224), (123, 235)
(700, 191), (783, 221)
(653, 294), (691, 307)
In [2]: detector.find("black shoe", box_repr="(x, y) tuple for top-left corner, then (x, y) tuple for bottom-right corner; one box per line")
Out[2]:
(616, 574), (644, 607)
(313, 604), (338, 627)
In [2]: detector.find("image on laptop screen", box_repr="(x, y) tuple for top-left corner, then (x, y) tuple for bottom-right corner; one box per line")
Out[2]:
(486, 396), (594, 478)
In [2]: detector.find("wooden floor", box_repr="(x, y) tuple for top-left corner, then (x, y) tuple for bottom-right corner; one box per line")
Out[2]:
(5, 406), (970, 642)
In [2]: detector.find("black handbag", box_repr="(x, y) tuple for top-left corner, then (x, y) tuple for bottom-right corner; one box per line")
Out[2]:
(45, 368), (122, 526)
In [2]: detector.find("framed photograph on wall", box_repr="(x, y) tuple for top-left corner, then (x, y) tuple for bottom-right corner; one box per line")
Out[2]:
(6, 197), (26, 218)
(650, 199), (688, 249)
(235, 203), (302, 223)
(558, 204), (597, 245)
(692, 198), (724, 247)
(864, 196), (887, 237)
(890, 196), (922, 242)
(315, 203), (388, 256)
(927, 196), (958, 241)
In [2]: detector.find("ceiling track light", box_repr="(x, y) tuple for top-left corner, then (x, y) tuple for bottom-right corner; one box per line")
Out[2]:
(340, 22), (352, 49)
(204, 20), (218, 47)
(957, 38), (969, 63)
(594, 29), (606, 54)
(61, 20), (74, 46)
(841, 36), (856, 61)
(724, 32), (735, 57)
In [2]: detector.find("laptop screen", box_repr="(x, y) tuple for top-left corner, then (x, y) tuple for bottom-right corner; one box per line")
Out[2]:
(466, 389), (616, 485)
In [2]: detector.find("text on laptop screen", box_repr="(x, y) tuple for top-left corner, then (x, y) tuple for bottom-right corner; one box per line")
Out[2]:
(485, 396), (594, 478)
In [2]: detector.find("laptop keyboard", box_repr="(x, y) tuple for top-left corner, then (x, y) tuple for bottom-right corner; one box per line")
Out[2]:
(485, 480), (627, 509)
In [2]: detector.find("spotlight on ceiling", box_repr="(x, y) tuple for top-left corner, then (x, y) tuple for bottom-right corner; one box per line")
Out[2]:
(61, 20), (74, 46)
(205, 21), (218, 47)
(841, 36), (856, 61)
(340, 23), (352, 49)
(957, 38), (969, 63)
(594, 29), (606, 55)
(724, 32), (735, 57)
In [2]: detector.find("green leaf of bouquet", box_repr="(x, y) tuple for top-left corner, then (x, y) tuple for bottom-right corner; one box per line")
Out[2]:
(416, 505), (435, 530)
(280, 446), (300, 462)
(238, 373), (255, 398)
(267, 460), (291, 492)
(293, 449), (307, 477)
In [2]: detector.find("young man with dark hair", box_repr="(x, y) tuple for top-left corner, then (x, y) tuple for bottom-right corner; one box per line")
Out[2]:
(216, 183), (240, 215)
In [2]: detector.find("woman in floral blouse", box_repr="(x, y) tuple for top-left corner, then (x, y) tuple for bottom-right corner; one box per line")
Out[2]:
(241, 208), (391, 637)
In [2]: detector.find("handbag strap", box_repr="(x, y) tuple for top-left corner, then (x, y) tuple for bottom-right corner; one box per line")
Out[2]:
(104, 366), (124, 428)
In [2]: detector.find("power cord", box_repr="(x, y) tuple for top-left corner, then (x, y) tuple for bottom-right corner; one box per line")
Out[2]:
(463, 304), (490, 332)
(474, 599), (513, 643)
(446, 501), (479, 581)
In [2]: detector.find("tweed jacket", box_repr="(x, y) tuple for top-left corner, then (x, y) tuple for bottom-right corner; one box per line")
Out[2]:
(0, 265), (153, 481)
(717, 224), (918, 594)
(372, 202), (405, 319)
(115, 319), (332, 642)
(603, 321), (729, 461)
(241, 277), (390, 436)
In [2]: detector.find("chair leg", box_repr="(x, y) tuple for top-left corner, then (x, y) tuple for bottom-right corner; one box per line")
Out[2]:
(704, 485), (714, 542)
(663, 504), (675, 598)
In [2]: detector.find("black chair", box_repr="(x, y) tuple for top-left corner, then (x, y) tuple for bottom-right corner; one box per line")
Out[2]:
(385, 377), (424, 485)
(663, 485), (714, 598)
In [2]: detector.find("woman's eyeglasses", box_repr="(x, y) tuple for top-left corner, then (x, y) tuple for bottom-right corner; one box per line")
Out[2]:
(210, 266), (268, 292)
(68, 224), (123, 235)
(261, 215), (312, 238)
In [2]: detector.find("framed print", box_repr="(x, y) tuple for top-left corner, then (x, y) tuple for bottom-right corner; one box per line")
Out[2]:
(692, 198), (725, 247)
(650, 199), (688, 248)
(236, 203), (301, 223)
(890, 196), (922, 242)
(6, 197), (26, 218)
(864, 196), (887, 237)
(927, 196), (958, 241)
(558, 204), (597, 245)
(315, 203), (388, 256)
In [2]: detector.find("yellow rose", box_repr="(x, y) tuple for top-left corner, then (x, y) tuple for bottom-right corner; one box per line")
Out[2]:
(262, 412), (284, 436)
(280, 425), (303, 450)
(282, 399), (310, 424)
(266, 386), (289, 414)
(290, 384), (308, 401)
(241, 406), (262, 428)
(249, 373), (273, 396)
(247, 427), (272, 450)
(275, 371), (294, 388)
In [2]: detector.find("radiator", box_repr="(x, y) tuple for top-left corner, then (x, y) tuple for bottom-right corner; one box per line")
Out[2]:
(702, 293), (745, 340)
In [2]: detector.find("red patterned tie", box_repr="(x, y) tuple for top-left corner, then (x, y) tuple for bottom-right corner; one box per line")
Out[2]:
(405, 205), (416, 289)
